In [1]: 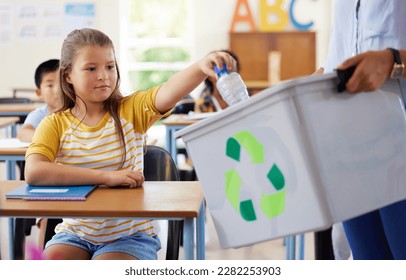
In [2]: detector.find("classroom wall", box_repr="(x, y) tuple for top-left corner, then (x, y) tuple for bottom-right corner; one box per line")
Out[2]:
(0, 0), (120, 97)
(0, 0), (332, 97)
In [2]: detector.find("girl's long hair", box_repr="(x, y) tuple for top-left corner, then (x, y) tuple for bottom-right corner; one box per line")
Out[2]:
(57, 28), (126, 168)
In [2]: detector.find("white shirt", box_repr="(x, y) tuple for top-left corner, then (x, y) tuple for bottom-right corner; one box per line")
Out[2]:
(323, 0), (406, 73)
(23, 105), (49, 129)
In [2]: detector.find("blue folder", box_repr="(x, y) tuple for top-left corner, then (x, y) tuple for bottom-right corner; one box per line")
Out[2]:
(6, 184), (96, 201)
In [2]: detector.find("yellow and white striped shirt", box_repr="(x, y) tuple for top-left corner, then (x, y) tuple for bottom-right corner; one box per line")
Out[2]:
(26, 86), (170, 244)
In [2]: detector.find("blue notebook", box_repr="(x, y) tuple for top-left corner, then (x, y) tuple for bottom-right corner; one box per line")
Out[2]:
(6, 184), (97, 201)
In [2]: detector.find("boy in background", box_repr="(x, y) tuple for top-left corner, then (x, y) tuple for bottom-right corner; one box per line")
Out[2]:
(17, 59), (60, 142)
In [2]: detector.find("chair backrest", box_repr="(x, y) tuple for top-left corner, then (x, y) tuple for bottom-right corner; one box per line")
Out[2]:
(171, 96), (195, 115)
(143, 145), (181, 260)
(0, 97), (31, 104)
(12, 88), (36, 99)
(143, 145), (179, 181)
(43, 145), (181, 260)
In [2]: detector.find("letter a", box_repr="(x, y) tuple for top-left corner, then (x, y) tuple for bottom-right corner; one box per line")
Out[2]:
(230, 0), (256, 31)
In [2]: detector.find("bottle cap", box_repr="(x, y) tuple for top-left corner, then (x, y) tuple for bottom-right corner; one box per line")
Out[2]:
(214, 63), (228, 77)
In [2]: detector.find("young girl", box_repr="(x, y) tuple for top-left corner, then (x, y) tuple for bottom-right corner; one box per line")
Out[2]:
(24, 28), (237, 260)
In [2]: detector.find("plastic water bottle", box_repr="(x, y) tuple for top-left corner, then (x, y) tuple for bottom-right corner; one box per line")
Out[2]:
(215, 63), (249, 106)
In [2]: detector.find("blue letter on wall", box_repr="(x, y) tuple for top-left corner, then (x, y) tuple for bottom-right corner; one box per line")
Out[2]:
(289, 0), (314, 31)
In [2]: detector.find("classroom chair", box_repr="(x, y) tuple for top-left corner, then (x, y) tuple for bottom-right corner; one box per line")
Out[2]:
(11, 88), (36, 99)
(0, 97), (31, 104)
(41, 145), (182, 260)
(170, 95), (195, 115)
(0, 97), (32, 124)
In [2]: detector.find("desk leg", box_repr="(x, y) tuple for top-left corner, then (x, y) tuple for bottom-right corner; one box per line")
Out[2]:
(11, 123), (17, 138)
(165, 126), (171, 155)
(298, 234), (305, 260)
(183, 218), (195, 260)
(286, 236), (296, 260)
(8, 218), (15, 260)
(196, 201), (205, 260)
(170, 129), (178, 165)
(164, 126), (179, 165)
(5, 160), (17, 260)
(285, 234), (305, 260)
(6, 160), (16, 181)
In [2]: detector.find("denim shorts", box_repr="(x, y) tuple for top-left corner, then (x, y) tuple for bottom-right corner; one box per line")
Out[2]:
(45, 231), (161, 260)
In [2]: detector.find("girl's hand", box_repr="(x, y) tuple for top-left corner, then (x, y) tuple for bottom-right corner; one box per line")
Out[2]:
(155, 51), (238, 113)
(200, 51), (238, 80)
(102, 170), (144, 188)
(336, 50), (393, 93)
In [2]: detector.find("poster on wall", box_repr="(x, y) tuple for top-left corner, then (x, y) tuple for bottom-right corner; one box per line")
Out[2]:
(15, 3), (64, 42)
(3, 2), (95, 44)
(0, 3), (12, 45)
(64, 3), (96, 35)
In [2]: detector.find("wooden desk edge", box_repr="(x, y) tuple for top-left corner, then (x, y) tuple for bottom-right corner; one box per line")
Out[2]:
(0, 117), (20, 126)
(162, 114), (198, 126)
(0, 181), (204, 219)
(0, 148), (27, 155)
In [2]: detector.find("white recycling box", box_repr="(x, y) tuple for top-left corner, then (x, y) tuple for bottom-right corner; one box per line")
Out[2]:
(175, 73), (406, 249)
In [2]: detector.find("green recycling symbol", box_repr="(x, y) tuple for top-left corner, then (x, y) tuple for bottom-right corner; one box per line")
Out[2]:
(225, 130), (286, 221)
